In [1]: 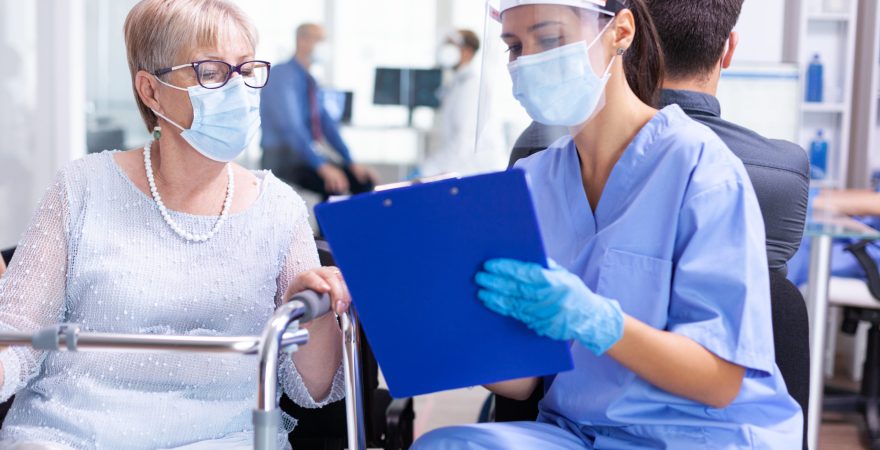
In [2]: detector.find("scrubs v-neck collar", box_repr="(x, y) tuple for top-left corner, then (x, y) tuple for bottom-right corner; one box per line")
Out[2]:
(562, 106), (676, 241)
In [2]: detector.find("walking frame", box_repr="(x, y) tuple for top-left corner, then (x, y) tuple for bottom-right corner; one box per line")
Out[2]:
(0, 290), (367, 450)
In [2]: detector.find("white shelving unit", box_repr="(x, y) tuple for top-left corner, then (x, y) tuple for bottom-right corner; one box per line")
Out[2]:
(784, 0), (858, 188)
(848, 0), (880, 188)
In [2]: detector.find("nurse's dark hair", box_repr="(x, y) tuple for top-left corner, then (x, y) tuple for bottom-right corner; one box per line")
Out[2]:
(587, 0), (665, 107)
(645, 0), (745, 80)
(623, 0), (664, 106)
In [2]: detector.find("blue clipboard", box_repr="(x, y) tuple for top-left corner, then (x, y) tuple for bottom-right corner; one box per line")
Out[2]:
(315, 169), (573, 398)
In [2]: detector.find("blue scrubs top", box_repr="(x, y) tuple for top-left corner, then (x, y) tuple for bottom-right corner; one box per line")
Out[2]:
(516, 106), (802, 448)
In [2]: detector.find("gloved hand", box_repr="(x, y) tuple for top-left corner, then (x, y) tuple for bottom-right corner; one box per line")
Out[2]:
(475, 258), (624, 356)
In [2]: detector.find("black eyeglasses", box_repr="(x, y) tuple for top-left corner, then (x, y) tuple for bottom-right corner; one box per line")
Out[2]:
(153, 60), (271, 89)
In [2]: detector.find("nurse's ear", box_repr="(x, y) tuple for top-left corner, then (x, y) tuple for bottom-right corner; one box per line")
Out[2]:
(606, 9), (635, 55)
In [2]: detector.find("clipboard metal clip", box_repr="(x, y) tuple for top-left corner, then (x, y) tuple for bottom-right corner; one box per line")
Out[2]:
(374, 173), (461, 192)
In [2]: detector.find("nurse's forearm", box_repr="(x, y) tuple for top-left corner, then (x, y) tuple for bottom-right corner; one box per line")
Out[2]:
(484, 376), (539, 401)
(606, 315), (745, 409)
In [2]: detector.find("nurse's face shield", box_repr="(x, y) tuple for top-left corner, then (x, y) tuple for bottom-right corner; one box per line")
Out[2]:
(475, 0), (622, 157)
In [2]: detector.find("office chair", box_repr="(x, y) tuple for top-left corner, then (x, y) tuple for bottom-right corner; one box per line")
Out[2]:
(0, 243), (416, 450)
(485, 270), (811, 450)
(824, 240), (880, 450)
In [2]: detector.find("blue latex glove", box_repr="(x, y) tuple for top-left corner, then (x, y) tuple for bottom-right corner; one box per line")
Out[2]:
(475, 258), (624, 356)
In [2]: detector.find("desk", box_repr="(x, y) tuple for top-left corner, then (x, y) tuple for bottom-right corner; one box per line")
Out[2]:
(805, 214), (880, 450)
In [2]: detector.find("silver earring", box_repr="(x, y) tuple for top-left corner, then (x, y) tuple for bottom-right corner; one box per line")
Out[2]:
(616, 48), (626, 56)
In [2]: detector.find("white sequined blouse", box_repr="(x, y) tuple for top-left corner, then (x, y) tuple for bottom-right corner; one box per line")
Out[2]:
(0, 152), (344, 449)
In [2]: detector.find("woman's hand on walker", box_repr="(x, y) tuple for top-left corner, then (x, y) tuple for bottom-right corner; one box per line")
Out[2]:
(287, 266), (351, 316)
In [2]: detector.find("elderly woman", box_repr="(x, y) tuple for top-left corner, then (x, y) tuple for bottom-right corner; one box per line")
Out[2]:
(0, 1), (349, 449)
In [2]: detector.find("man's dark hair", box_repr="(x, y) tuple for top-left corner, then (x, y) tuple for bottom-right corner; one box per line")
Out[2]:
(646, 0), (744, 80)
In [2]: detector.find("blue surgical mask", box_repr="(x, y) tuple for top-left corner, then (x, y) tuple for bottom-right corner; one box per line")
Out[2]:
(508, 24), (616, 127)
(151, 76), (260, 162)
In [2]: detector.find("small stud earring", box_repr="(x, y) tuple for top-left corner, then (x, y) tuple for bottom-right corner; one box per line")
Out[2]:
(616, 48), (626, 56)
(152, 126), (162, 140)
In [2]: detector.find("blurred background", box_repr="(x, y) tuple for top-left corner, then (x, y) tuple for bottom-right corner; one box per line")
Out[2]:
(0, 0), (825, 248)
(2, 0), (880, 442)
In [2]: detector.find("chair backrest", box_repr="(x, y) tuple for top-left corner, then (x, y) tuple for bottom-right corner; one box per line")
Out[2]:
(1, 248), (14, 266)
(846, 241), (880, 301)
(768, 270), (810, 450)
(507, 122), (567, 169)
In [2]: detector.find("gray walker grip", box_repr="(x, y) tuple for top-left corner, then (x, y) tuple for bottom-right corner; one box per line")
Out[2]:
(32, 324), (80, 351)
(291, 290), (332, 323)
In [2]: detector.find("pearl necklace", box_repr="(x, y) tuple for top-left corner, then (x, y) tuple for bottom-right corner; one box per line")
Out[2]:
(143, 140), (234, 242)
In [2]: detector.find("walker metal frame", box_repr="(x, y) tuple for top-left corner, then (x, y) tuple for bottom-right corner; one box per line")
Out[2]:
(0, 290), (366, 450)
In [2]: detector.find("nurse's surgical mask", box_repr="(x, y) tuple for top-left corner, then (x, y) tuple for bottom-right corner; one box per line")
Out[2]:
(151, 75), (261, 163)
(508, 20), (617, 127)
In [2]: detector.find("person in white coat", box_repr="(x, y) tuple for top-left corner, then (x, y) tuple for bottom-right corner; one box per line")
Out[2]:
(421, 30), (508, 177)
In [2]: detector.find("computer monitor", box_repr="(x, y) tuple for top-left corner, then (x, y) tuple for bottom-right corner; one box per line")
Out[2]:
(373, 67), (443, 109)
(412, 69), (442, 108)
(374, 68), (403, 106)
(321, 89), (354, 124)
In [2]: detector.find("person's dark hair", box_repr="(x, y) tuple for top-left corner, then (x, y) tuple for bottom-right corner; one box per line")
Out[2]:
(586, 0), (664, 107)
(645, 0), (744, 80)
(458, 29), (481, 53)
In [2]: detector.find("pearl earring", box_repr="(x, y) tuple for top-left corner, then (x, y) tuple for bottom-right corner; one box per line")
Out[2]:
(152, 126), (162, 141)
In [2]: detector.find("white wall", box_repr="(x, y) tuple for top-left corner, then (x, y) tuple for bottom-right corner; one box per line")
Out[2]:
(736, 0), (787, 63)
(0, 0), (793, 249)
(234, 0), (326, 64)
(0, 0), (38, 249)
(0, 0), (86, 249)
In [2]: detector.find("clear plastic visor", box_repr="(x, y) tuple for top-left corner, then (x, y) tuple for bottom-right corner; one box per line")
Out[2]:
(475, 1), (617, 163)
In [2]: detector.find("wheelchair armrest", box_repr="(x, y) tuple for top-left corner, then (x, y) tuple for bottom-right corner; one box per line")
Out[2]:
(385, 397), (414, 450)
(1, 248), (14, 266)
(845, 241), (880, 301)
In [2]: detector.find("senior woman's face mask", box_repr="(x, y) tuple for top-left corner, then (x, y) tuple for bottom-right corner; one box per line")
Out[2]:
(151, 76), (261, 163)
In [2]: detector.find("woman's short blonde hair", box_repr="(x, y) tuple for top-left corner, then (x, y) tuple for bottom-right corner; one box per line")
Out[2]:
(124, 0), (258, 131)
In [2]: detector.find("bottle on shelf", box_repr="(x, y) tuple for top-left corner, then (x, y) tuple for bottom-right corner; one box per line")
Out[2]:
(809, 129), (829, 180)
(806, 54), (824, 103)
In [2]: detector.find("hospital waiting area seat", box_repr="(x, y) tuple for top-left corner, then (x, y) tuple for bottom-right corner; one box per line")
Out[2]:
(0, 244), (415, 450)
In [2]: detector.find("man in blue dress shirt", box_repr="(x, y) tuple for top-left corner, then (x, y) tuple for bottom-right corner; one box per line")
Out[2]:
(260, 23), (377, 199)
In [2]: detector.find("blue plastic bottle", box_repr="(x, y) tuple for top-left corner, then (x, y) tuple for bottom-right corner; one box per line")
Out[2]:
(810, 130), (828, 180)
(806, 54), (824, 103)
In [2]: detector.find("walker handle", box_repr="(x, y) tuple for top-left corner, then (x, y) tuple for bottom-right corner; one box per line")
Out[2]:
(290, 290), (332, 322)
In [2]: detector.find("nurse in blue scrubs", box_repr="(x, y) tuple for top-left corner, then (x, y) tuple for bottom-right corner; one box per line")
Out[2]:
(413, 0), (802, 448)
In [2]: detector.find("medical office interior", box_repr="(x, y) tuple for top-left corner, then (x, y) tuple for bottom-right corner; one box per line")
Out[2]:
(2, 0), (880, 448)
